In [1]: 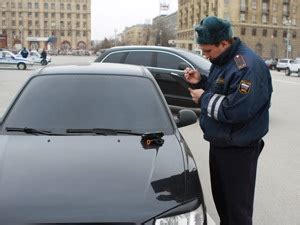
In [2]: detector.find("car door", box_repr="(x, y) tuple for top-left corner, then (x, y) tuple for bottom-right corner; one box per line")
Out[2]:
(151, 51), (197, 108)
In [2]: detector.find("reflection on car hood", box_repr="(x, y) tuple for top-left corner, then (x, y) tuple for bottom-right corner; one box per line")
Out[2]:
(0, 135), (186, 223)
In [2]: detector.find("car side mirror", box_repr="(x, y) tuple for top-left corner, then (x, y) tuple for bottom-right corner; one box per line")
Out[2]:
(178, 62), (190, 70)
(175, 109), (197, 128)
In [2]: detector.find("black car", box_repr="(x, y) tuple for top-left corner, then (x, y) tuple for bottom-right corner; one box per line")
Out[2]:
(94, 46), (211, 108)
(0, 63), (207, 224)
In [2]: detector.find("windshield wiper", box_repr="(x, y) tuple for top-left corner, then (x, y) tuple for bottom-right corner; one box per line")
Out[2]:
(66, 128), (142, 136)
(5, 127), (61, 136)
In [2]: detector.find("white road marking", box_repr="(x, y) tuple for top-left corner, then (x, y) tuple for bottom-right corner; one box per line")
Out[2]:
(272, 79), (300, 85)
(207, 213), (216, 225)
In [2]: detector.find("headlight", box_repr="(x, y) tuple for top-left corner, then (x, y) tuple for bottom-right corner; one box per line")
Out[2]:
(155, 204), (205, 225)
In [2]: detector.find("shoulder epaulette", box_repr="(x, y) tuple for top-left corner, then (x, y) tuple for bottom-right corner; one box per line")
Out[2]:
(234, 54), (247, 70)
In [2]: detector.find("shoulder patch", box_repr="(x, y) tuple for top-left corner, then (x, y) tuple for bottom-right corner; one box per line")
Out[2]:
(239, 80), (252, 94)
(234, 54), (247, 70)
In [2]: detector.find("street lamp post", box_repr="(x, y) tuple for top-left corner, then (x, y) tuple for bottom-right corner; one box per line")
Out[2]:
(284, 19), (292, 59)
(19, 25), (23, 47)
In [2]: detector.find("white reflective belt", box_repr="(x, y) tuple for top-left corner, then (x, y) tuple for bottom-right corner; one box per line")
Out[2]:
(207, 94), (220, 118)
(214, 95), (226, 120)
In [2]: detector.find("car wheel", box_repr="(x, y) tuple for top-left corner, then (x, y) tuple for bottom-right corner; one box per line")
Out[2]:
(17, 63), (26, 70)
(285, 68), (291, 76)
(298, 69), (300, 77)
(41, 59), (48, 65)
(277, 69), (280, 72)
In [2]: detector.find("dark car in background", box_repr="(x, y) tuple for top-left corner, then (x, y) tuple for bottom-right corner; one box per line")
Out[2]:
(94, 46), (211, 108)
(0, 63), (207, 224)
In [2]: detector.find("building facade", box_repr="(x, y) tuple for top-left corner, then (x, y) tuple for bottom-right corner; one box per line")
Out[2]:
(122, 24), (152, 46)
(177, 0), (300, 59)
(152, 12), (177, 46)
(0, 0), (91, 52)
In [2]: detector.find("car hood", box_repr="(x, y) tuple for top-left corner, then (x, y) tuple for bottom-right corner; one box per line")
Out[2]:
(0, 135), (187, 223)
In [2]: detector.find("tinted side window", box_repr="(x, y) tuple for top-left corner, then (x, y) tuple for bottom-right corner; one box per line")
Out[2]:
(102, 52), (126, 63)
(157, 52), (185, 70)
(124, 51), (152, 66)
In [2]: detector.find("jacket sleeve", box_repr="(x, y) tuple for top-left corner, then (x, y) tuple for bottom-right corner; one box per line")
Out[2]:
(200, 66), (271, 124)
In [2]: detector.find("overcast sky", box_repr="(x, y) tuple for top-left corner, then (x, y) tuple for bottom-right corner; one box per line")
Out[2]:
(91, 0), (178, 40)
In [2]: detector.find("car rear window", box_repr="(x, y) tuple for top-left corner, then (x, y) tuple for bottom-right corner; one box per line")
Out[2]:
(3, 75), (174, 134)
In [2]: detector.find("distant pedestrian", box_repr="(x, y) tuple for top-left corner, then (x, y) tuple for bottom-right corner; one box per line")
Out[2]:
(20, 47), (29, 58)
(41, 48), (48, 65)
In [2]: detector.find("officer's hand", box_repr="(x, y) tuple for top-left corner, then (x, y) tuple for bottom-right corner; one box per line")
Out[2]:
(184, 67), (201, 84)
(189, 88), (205, 104)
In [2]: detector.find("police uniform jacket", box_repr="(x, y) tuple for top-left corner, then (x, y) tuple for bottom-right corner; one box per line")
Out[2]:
(196, 38), (273, 147)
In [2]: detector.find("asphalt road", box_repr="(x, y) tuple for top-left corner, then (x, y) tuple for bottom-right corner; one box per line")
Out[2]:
(0, 56), (299, 225)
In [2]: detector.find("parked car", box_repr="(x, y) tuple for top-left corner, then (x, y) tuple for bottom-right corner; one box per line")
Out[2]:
(0, 50), (34, 70)
(0, 63), (207, 224)
(276, 58), (293, 72)
(94, 45), (212, 108)
(264, 58), (277, 70)
(285, 58), (300, 76)
(16, 50), (52, 65)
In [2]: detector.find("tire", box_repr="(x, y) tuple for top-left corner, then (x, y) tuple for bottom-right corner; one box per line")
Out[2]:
(17, 63), (26, 70)
(277, 69), (280, 72)
(298, 69), (300, 77)
(41, 59), (48, 65)
(285, 68), (291, 76)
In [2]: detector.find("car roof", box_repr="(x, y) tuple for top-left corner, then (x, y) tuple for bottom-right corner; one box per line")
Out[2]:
(103, 45), (194, 54)
(32, 63), (151, 78)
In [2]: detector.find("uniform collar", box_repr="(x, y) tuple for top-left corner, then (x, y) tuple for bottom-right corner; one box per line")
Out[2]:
(211, 37), (241, 66)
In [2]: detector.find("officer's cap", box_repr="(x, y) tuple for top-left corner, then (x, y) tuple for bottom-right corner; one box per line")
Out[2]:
(195, 16), (233, 45)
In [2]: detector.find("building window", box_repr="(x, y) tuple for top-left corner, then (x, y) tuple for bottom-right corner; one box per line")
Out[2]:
(67, 4), (71, 10)
(76, 31), (80, 36)
(35, 12), (39, 18)
(283, 30), (287, 38)
(76, 22), (80, 27)
(252, 28), (257, 36)
(60, 13), (64, 18)
(240, 13), (245, 22)
(51, 3), (55, 10)
(83, 31), (87, 37)
(68, 31), (72, 36)
(241, 27), (246, 35)
(76, 14), (80, 19)
(83, 4), (87, 10)
(51, 13), (55, 18)
(252, 15), (256, 23)
(292, 31), (296, 38)
(44, 3), (48, 10)
(292, 18), (296, 25)
(263, 29), (267, 37)
(76, 4), (80, 10)
(60, 3), (64, 10)
(272, 16), (277, 24)
(262, 15), (267, 24)
(12, 20), (16, 26)
(28, 2), (32, 9)
(292, 6), (297, 14)
(11, 2), (15, 8)
(67, 14), (71, 19)
(35, 3), (39, 9)
(61, 31), (65, 36)
(273, 30), (277, 37)
(273, 4), (277, 12)
(18, 2), (22, 8)
(252, 0), (256, 10)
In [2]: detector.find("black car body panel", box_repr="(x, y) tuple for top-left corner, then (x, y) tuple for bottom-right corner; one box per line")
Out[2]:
(0, 63), (206, 224)
(94, 46), (211, 108)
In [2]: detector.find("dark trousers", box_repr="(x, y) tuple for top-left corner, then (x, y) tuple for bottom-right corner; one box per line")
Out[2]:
(209, 140), (264, 225)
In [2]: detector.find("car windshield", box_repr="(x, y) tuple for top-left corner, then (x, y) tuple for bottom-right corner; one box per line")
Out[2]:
(2, 75), (174, 134)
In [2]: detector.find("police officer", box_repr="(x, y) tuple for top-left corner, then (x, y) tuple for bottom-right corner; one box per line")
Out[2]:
(184, 16), (272, 225)
(20, 47), (29, 58)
